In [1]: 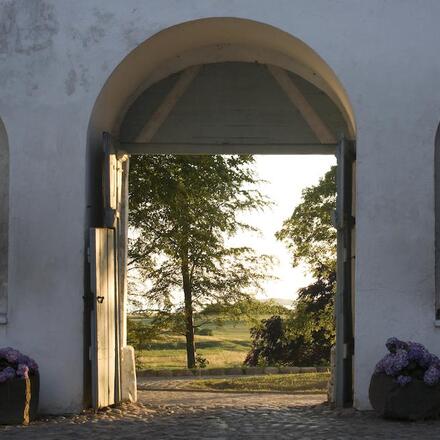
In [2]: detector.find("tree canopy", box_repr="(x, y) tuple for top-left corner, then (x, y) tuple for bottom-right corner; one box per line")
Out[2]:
(128, 154), (273, 368)
(246, 165), (337, 367)
(275, 166), (336, 278)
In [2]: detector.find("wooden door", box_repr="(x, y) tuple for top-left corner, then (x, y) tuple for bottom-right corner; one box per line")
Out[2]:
(90, 133), (129, 408)
(90, 227), (117, 408)
(334, 137), (356, 407)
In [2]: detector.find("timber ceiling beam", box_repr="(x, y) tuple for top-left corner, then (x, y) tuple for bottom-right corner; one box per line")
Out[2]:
(267, 65), (337, 144)
(135, 65), (201, 142)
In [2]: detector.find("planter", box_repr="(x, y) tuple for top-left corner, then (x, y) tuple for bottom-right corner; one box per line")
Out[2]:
(0, 373), (39, 425)
(369, 373), (440, 420)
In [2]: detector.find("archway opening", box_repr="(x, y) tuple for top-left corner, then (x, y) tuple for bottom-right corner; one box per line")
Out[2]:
(87, 17), (356, 410)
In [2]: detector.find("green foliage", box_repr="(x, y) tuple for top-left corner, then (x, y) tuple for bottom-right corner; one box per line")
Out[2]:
(128, 155), (274, 367)
(245, 165), (337, 367)
(275, 166), (336, 278)
(195, 327), (213, 336)
(285, 271), (336, 351)
(244, 315), (286, 366)
(127, 317), (160, 350)
(195, 354), (209, 369)
(198, 297), (288, 327)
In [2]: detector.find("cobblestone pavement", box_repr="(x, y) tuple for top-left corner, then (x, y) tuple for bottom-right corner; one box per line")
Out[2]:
(2, 389), (440, 439)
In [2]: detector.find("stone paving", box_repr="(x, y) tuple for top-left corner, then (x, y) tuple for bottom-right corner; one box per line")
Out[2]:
(2, 388), (440, 439)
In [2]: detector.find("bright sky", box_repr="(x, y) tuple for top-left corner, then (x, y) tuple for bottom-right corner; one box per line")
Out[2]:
(232, 155), (336, 305)
(128, 154), (336, 311)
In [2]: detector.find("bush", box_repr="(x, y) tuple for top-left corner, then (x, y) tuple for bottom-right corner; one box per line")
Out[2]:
(195, 327), (213, 336)
(195, 354), (209, 369)
(244, 314), (332, 367)
(244, 316), (285, 367)
(127, 318), (158, 350)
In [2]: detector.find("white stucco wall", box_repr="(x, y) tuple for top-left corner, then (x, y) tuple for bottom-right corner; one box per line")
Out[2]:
(1, 0), (440, 412)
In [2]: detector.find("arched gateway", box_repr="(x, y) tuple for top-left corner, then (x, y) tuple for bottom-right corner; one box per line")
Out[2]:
(3, 2), (440, 416)
(87, 18), (357, 409)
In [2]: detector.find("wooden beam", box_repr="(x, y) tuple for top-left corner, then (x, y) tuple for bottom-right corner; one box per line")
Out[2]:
(135, 65), (201, 142)
(120, 142), (336, 155)
(267, 65), (337, 144)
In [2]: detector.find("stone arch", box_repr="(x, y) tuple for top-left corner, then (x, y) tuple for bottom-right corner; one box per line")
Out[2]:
(86, 16), (358, 408)
(88, 17), (356, 142)
(0, 118), (9, 325)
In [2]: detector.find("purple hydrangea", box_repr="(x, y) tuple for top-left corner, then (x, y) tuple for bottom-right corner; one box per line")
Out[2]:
(0, 366), (16, 383)
(375, 338), (440, 386)
(0, 347), (20, 363)
(17, 354), (38, 372)
(386, 337), (407, 353)
(16, 364), (29, 379)
(424, 365), (440, 386)
(407, 342), (432, 367)
(396, 375), (412, 386)
(0, 347), (38, 384)
(375, 350), (409, 376)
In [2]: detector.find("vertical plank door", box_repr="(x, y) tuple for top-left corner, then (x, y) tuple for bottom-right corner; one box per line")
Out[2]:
(90, 227), (117, 408)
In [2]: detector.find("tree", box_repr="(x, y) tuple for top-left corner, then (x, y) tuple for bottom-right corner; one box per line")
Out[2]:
(128, 155), (273, 368)
(277, 166), (337, 363)
(275, 166), (336, 278)
(245, 166), (337, 366)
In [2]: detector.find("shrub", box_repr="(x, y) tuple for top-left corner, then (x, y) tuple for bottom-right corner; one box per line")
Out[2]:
(195, 327), (213, 336)
(244, 314), (331, 367)
(195, 354), (209, 369)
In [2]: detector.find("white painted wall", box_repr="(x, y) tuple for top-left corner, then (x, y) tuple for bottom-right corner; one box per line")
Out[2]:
(1, 0), (440, 412)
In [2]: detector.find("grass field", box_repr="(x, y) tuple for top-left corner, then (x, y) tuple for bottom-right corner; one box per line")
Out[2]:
(134, 320), (252, 370)
(184, 372), (330, 394)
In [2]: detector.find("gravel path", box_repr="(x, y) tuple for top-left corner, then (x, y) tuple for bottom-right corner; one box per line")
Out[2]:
(1, 388), (440, 439)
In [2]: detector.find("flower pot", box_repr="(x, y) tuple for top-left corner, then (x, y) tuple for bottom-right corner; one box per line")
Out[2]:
(0, 373), (39, 425)
(369, 373), (440, 420)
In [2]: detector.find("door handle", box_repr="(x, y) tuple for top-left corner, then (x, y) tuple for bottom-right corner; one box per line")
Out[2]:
(97, 296), (104, 303)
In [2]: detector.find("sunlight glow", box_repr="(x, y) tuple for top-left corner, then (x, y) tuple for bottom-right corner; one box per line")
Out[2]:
(231, 155), (336, 305)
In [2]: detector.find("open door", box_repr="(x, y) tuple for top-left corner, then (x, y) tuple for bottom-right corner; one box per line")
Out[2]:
(334, 137), (356, 407)
(90, 133), (129, 408)
(90, 227), (117, 408)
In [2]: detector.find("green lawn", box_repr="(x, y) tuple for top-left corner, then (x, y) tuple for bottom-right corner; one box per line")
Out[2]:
(134, 320), (252, 369)
(184, 372), (329, 394)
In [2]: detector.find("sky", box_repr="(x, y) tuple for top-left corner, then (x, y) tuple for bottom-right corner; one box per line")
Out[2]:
(231, 155), (336, 305)
(128, 154), (336, 310)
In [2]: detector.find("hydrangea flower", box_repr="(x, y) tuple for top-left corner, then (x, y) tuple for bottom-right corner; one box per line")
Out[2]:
(407, 342), (432, 367)
(0, 347), (20, 363)
(386, 337), (407, 353)
(375, 338), (440, 386)
(0, 347), (38, 384)
(396, 375), (412, 386)
(424, 365), (440, 386)
(0, 367), (16, 383)
(16, 364), (29, 379)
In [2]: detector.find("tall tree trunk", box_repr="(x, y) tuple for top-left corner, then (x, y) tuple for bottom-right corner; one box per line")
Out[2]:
(182, 261), (196, 369)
